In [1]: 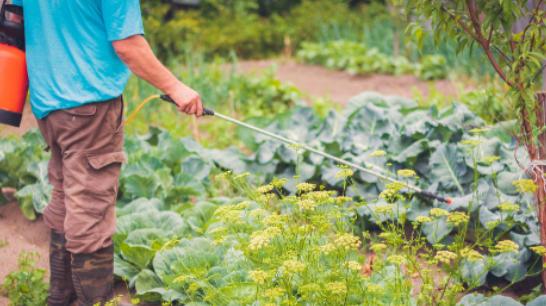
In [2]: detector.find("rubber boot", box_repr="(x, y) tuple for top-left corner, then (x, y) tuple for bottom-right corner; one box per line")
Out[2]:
(71, 244), (131, 306)
(47, 231), (77, 306)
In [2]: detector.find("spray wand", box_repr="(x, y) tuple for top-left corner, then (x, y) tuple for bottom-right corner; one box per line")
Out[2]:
(124, 95), (452, 204)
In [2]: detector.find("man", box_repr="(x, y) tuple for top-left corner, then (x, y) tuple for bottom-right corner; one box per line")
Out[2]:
(10, 0), (203, 305)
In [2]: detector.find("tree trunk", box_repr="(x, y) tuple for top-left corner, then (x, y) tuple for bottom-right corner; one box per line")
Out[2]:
(535, 92), (546, 291)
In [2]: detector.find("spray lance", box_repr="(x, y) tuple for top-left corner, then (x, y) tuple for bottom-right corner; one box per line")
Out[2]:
(0, 0), (27, 127)
(130, 95), (451, 204)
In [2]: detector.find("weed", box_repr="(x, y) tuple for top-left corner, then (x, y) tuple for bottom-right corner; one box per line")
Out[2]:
(0, 252), (48, 306)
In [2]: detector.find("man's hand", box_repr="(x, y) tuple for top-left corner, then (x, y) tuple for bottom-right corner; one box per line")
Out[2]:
(167, 82), (203, 116)
(111, 35), (203, 117)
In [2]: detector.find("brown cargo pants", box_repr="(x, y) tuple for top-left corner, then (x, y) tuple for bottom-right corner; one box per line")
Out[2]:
(36, 97), (126, 254)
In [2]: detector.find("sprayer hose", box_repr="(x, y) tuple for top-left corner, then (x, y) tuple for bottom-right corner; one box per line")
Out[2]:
(124, 95), (161, 126)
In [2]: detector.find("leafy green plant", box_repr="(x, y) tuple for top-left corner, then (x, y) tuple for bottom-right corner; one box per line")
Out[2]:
(0, 130), (50, 220)
(296, 40), (448, 79)
(413, 85), (513, 124)
(0, 252), (49, 306)
(355, 135), (543, 305)
(205, 92), (541, 287)
(415, 55), (449, 81)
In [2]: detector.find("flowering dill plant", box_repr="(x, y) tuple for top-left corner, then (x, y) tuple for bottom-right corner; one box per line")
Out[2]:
(198, 174), (408, 305)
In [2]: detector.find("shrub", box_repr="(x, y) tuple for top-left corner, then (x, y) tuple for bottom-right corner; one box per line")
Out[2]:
(0, 252), (49, 306)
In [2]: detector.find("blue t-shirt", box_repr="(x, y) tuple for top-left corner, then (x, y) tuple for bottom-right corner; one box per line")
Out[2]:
(11, 0), (145, 119)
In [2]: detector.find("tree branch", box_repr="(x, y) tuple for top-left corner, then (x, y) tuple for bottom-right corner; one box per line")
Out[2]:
(467, 0), (483, 40)
(439, 6), (479, 41)
(466, 0), (513, 86)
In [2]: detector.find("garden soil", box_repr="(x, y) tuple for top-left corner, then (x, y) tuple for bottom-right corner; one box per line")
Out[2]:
(238, 59), (464, 106)
(0, 194), (150, 306)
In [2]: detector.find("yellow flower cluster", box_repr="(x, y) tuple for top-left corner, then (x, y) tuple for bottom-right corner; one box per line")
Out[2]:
(215, 170), (231, 180)
(263, 214), (287, 227)
(248, 235), (270, 251)
(264, 227), (281, 237)
(366, 283), (385, 295)
(208, 227), (228, 235)
(213, 205), (242, 224)
(250, 209), (267, 218)
(435, 251), (457, 264)
(531, 246), (546, 256)
(305, 190), (334, 203)
(296, 199), (318, 211)
(460, 248), (484, 262)
(281, 260), (306, 276)
(387, 255), (406, 265)
(460, 139), (484, 148)
(415, 216), (433, 223)
(469, 128), (490, 135)
(233, 172), (251, 180)
(335, 196), (353, 204)
(370, 243), (387, 253)
(344, 261), (362, 271)
(498, 202), (519, 212)
(257, 185), (274, 194)
(386, 182), (406, 192)
(335, 168), (354, 179)
(248, 270), (269, 285)
(485, 220), (500, 229)
(397, 169), (416, 178)
(370, 150), (387, 157)
(333, 233), (362, 251)
(236, 201), (251, 209)
(481, 156), (500, 165)
(513, 179), (538, 194)
(429, 208), (449, 217)
(319, 243), (336, 255)
(326, 282), (347, 295)
(379, 189), (397, 200)
(288, 143), (306, 150)
(264, 288), (286, 300)
(375, 204), (395, 214)
(493, 240), (519, 254)
(379, 182), (406, 201)
(255, 193), (276, 204)
(248, 227), (280, 251)
(446, 211), (469, 226)
(298, 283), (321, 298)
(296, 183), (316, 192)
(270, 177), (289, 188)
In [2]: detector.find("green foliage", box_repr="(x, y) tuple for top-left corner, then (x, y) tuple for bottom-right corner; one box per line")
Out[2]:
(0, 252), (49, 306)
(141, 0), (375, 61)
(0, 131), (49, 219)
(297, 40), (448, 80)
(123, 55), (302, 148)
(414, 85), (513, 124)
(202, 92), (540, 286)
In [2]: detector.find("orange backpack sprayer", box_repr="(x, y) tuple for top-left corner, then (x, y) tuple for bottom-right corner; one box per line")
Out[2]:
(0, 0), (27, 127)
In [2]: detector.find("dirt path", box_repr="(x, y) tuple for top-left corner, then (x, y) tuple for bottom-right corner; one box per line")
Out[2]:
(0, 200), (49, 306)
(0, 196), (140, 305)
(238, 59), (464, 106)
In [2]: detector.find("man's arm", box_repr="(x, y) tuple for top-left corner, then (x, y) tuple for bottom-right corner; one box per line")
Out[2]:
(112, 35), (203, 116)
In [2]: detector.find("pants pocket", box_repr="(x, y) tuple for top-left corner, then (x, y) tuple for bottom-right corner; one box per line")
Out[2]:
(83, 152), (127, 217)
